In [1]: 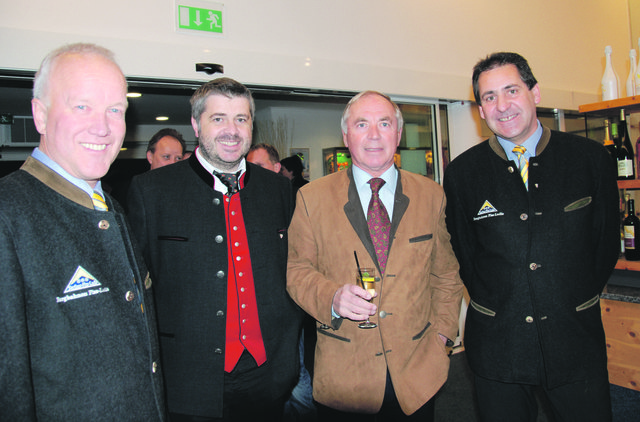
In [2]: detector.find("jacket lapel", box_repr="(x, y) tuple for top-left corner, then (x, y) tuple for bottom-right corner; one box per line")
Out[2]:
(343, 167), (378, 268)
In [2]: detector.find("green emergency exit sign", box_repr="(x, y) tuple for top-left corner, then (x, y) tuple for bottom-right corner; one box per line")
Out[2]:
(177, 2), (224, 35)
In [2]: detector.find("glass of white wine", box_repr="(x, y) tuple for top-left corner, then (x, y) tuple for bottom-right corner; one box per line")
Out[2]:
(357, 267), (378, 329)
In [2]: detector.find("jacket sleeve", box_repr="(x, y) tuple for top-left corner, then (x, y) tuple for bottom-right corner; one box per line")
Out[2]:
(592, 147), (621, 291)
(429, 189), (465, 342)
(286, 190), (343, 329)
(443, 165), (476, 290)
(0, 217), (37, 420)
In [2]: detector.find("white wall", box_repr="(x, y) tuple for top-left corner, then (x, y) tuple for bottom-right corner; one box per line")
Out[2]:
(0, 0), (632, 110)
(0, 0), (634, 173)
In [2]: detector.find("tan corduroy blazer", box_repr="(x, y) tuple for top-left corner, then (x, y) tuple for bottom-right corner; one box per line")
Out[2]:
(287, 167), (463, 415)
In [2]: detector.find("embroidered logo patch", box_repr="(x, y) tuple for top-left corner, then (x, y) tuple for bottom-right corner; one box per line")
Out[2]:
(63, 266), (102, 293)
(473, 200), (504, 221)
(56, 266), (110, 304)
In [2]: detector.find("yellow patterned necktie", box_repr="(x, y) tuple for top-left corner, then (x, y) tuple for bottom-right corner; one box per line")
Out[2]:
(92, 191), (109, 211)
(512, 145), (528, 190)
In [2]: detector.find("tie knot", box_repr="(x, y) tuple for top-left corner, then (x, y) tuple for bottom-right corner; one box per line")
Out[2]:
(512, 145), (526, 156)
(368, 178), (385, 194)
(214, 171), (240, 195)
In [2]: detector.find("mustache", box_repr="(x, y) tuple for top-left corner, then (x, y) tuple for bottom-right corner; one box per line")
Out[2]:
(215, 134), (243, 142)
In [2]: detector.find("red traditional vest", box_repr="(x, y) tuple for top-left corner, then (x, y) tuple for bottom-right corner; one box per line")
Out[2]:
(223, 174), (266, 372)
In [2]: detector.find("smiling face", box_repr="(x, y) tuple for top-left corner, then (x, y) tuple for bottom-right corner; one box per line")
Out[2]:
(342, 93), (402, 177)
(477, 64), (541, 145)
(192, 94), (252, 172)
(31, 53), (128, 187)
(147, 136), (184, 170)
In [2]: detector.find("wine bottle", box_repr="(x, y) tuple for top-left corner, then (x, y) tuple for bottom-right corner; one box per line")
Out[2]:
(618, 109), (636, 179)
(627, 49), (637, 97)
(611, 121), (624, 179)
(624, 198), (640, 261)
(602, 45), (619, 101)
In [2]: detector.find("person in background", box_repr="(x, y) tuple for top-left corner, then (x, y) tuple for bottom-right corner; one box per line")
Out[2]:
(0, 43), (165, 421)
(280, 154), (309, 193)
(246, 142), (316, 422)
(127, 77), (302, 421)
(246, 143), (282, 173)
(287, 90), (463, 421)
(443, 52), (619, 422)
(146, 127), (186, 170)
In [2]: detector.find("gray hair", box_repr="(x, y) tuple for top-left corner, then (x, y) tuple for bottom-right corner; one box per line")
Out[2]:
(33, 43), (124, 104)
(190, 77), (255, 131)
(340, 91), (404, 134)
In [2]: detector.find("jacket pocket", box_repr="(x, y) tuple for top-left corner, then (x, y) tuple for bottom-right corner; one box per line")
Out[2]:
(158, 235), (189, 241)
(576, 294), (600, 312)
(317, 328), (351, 343)
(470, 299), (497, 317)
(564, 196), (592, 212)
(412, 321), (432, 340)
(409, 234), (433, 243)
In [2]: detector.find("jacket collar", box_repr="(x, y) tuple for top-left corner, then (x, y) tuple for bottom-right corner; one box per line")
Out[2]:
(20, 156), (94, 210)
(488, 125), (552, 160)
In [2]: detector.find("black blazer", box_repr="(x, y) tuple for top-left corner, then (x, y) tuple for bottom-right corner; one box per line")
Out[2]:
(128, 156), (302, 417)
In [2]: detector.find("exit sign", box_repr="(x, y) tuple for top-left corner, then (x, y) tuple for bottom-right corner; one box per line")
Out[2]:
(176, 1), (224, 35)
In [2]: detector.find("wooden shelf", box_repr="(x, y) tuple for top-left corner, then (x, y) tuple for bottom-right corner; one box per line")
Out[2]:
(618, 180), (640, 190)
(579, 96), (640, 116)
(615, 258), (640, 271)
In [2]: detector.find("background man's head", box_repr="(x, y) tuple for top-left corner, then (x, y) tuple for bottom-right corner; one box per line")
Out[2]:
(341, 91), (403, 177)
(190, 77), (254, 171)
(247, 143), (281, 173)
(31, 43), (128, 187)
(146, 128), (186, 170)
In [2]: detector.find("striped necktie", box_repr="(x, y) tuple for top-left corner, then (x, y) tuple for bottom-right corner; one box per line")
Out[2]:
(512, 145), (528, 190)
(92, 191), (109, 211)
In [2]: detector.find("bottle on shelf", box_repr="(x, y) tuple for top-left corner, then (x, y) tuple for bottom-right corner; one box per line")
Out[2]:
(618, 109), (635, 179)
(627, 49), (637, 97)
(604, 119), (616, 159)
(611, 121), (624, 179)
(636, 38), (640, 93)
(624, 198), (640, 261)
(602, 45), (619, 101)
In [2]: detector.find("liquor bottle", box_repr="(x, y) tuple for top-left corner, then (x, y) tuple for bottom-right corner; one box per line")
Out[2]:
(624, 198), (640, 261)
(603, 119), (616, 160)
(602, 45), (619, 101)
(618, 109), (636, 179)
(627, 49), (637, 97)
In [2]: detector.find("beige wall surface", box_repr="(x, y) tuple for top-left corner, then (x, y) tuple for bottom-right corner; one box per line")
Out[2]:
(0, 0), (632, 110)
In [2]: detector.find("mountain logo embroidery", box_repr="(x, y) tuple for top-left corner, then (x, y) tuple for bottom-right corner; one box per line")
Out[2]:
(473, 200), (504, 221)
(57, 266), (110, 304)
(64, 266), (102, 293)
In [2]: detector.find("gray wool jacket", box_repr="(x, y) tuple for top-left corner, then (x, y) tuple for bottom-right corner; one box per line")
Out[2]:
(0, 157), (165, 421)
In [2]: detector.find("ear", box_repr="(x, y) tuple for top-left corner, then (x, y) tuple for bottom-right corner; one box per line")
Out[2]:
(396, 126), (403, 147)
(146, 150), (153, 166)
(273, 163), (282, 173)
(342, 130), (349, 148)
(31, 98), (47, 135)
(191, 117), (200, 138)
(478, 104), (486, 120)
(531, 84), (541, 105)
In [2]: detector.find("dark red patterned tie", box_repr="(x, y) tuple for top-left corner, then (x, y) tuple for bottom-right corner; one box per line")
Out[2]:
(367, 178), (391, 274)
(214, 171), (240, 196)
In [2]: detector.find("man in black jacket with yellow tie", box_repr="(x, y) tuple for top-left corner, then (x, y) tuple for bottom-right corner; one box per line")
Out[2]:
(443, 52), (619, 422)
(128, 77), (302, 421)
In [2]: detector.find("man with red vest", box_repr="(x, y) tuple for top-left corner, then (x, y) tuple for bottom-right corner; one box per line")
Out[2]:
(128, 77), (302, 421)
